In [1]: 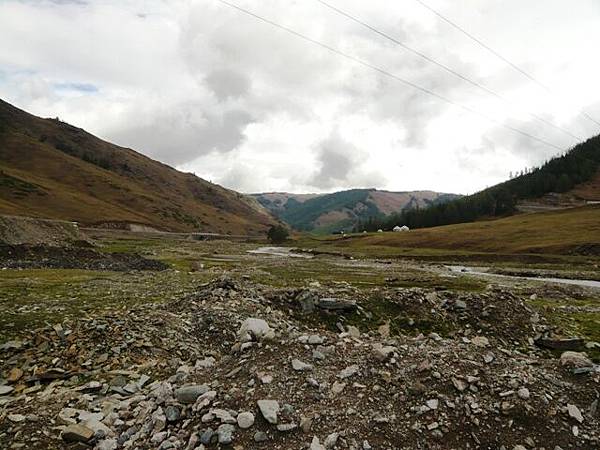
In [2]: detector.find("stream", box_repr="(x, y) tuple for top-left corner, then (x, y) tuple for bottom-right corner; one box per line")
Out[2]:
(448, 265), (600, 289)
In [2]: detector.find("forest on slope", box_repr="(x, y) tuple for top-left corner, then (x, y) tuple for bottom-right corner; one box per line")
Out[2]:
(357, 134), (600, 231)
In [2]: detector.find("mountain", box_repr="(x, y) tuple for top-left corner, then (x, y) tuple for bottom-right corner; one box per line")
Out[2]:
(360, 134), (600, 231)
(0, 99), (276, 234)
(253, 189), (461, 233)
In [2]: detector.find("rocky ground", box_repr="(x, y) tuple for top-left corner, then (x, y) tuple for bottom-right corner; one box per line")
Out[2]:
(0, 237), (599, 449)
(0, 244), (168, 271)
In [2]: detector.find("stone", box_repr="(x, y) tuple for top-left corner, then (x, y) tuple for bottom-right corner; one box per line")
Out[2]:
(308, 335), (325, 345)
(152, 407), (167, 432)
(567, 404), (584, 423)
(318, 298), (357, 311)
(426, 399), (439, 410)
(217, 424), (235, 444)
(0, 385), (14, 395)
(175, 384), (210, 404)
(347, 326), (361, 338)
(277, 423), (297, 432)
(454, 300), (467, 309)
(7, 367), (23, 382)
(96, 438), (118, 450)
(300, 416), (313, 433)
(254, 431), (269, 442)
(324, 432), (339, 448)
(237, 411), (255, 429)
(560, 351), (593, 369)
(61, 424), (95, 443)
(200, 428), (214, 445)
(257, 399), (279, 424)
(213, 408), (236, 424)
(238, 318), (273, 342)
(517, 388), (530, 400)
(8, 414), (26, 422)
(331, 381), (346, 395)
(471, 336), (489, 347)
(372, 344), (396, 362)
(165, 405), (180, 422)
(452, 378), (467, 392)
(292, 359), (313, 371)
(338, 365), (359, 379)
(310, 436), (326, 450)
(151, 432), (168, 445)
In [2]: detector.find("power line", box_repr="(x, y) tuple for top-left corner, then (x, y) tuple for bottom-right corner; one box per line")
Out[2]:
(316, 0), (583, 142)
(413, 0), (600, 128)
(215, 0), (566, 152)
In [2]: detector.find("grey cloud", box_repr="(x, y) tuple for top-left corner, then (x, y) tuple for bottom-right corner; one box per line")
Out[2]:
(205, 69), (251, 101)
(108, 106), (255, 166)
(309, 131), (386, 190)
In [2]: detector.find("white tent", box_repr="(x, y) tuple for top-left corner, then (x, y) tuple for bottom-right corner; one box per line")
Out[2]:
(393, 226), (402, 232)
(393, 225), (410, 232)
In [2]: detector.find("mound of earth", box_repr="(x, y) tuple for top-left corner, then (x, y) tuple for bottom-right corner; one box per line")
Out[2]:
(1, 277), (598, 449)
(0, 244), (167, 271)
(0, 215), (93, 246)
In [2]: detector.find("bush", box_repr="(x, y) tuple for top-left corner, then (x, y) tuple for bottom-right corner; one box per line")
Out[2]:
(267, 225), (289, 244)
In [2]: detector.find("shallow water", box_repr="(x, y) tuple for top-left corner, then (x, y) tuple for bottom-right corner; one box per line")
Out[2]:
(247, 246), (314, 259)
(448, 265), (600, 289)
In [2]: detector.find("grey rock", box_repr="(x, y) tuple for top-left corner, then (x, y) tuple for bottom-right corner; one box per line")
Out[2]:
(238, 318), (273, 342)
(258, 399), (280, 424)
(324, 432), (339, 448)
(310, 436), (326, 450)
(217, 423), (235, 444)
(292, 359), (313, 371)
(165, 405), (180, 422)
(200, 428), (214, 445)
(338, 365), (359, 379)
(277, 423), (297, 432)
(254, 431), (269, 442)
(237, 411), (255, 429)
(175, 384), (210, 404)
(0, 385), (15, 395)
(567, 404), (584, 423)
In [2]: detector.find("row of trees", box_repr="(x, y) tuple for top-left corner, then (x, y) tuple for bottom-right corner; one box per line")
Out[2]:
(356, 134), (600, 231)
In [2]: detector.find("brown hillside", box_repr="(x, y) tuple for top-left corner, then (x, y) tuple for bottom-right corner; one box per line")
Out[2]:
(0, 99), (276, 234)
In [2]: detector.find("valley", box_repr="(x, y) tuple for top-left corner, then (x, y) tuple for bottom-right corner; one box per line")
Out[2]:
(0, 226), (599, 449)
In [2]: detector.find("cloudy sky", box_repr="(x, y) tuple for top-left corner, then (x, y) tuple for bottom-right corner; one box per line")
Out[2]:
(1, 0), (600, 194)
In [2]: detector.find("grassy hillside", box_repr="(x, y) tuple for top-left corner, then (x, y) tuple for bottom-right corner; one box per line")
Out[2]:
(253, 189), (459, 233)
(302, 205), (600, 257)
(0, 99), (276, 234)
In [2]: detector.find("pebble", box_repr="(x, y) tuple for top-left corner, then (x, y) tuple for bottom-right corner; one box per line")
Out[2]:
(237, 411), (255, 429)
(567, 404), (584, 423)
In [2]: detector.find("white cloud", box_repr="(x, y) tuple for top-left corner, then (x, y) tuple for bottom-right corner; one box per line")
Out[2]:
(1, 0), (600, 195)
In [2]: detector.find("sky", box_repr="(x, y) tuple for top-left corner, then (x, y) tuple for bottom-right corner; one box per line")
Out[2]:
(1, 0), (600, 195)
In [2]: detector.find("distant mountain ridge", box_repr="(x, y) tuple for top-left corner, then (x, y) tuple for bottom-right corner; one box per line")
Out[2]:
(252, 189), (460, 233)
(0, 99), (276, 234)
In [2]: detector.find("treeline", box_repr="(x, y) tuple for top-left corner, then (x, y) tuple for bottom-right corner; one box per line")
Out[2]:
(356, 134), (600, 231)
